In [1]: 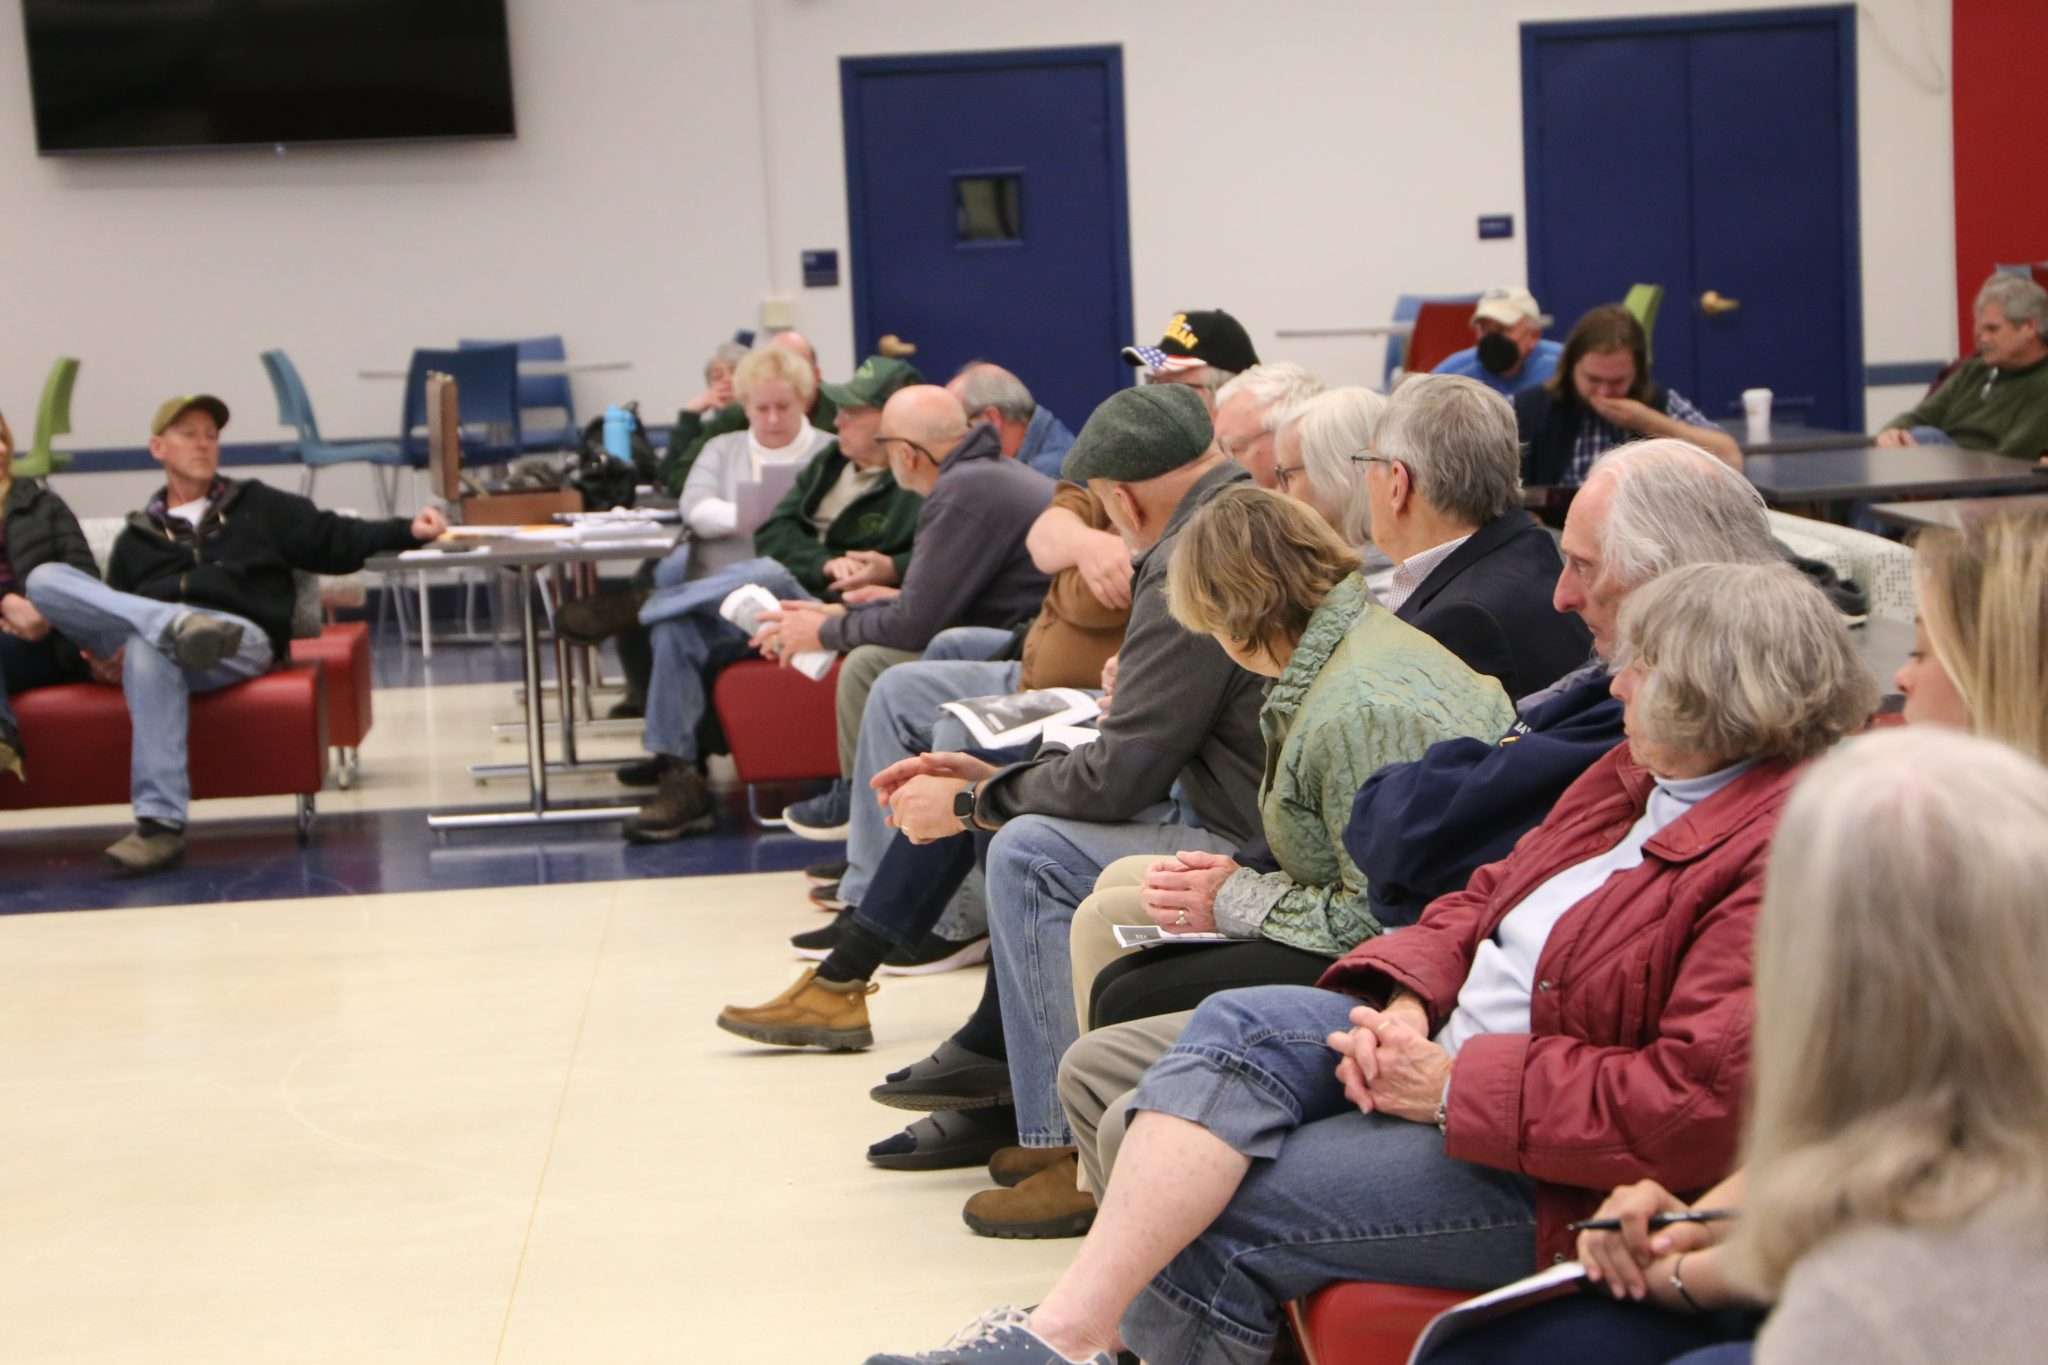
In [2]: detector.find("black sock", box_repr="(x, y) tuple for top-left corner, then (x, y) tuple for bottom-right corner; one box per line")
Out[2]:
(817, 919), (894, 984)
(138, 817), (184, 837)
(949, 969), (1007, 1061)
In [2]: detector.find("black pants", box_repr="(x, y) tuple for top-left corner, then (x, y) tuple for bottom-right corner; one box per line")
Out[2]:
(1087, 938), (1334, 1031)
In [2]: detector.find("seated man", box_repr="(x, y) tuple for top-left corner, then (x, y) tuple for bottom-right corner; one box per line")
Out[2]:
(950, 362), (1078, 481)
(1876, 273), (2048, 457)
(1210, 363), (1324, 489)
(27, 395), (443, 874)
(1349, 374), (1593, 700)
(1432, 286), (1563, 397)
(763, 385), (1057, 840)
(1121, 309), (1261, 416)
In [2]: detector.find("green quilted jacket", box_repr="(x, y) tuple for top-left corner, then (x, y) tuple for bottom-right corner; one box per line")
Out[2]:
(1213, 573), (1516, 956)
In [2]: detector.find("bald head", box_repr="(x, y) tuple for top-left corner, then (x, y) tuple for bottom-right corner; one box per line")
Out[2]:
(878, 385), (970, 494)
(769, 330), (820, 391)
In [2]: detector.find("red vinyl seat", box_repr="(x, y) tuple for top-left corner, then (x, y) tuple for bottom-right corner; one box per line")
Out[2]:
(1287, 1282), (1471, 1365)
(712, 657), (842, 822)
(0, 663), (327, 839)
(290, 621), (373, 785)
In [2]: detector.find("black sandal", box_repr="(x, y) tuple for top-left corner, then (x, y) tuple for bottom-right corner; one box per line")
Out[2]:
(869, 1039), (1014, 1111)
(865, 1107), (1018, 1171)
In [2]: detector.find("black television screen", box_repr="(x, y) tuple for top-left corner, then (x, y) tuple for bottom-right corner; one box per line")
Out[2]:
(22, 0), (516, 154)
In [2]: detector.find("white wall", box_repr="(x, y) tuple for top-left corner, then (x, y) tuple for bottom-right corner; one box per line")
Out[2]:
(5, 0), (1954, 518)
(757, 0), (1955, 414)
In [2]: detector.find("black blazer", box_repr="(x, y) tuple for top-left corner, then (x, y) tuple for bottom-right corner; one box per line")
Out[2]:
(1393, 509), (1595, 703)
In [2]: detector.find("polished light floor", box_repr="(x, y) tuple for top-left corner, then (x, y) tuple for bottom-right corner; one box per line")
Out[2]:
(0, 636), (1070, 1363)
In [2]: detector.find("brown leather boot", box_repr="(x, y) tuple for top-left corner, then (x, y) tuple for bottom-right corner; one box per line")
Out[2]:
(557, 589), (649, 646)
(717, 969), (878, 1051)
(988, 1144), (1074, 1188)
(623, 764), (715, 842)
(962, 1152), (1096, 1238)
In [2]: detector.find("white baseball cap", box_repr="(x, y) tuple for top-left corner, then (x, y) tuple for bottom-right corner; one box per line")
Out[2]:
(1471, 287), (1549, 328)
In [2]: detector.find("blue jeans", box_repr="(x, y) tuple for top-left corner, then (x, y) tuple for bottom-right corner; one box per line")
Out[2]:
(987, 805), (1236, 1148)
(638, 556), (814, 761)
(25, 563), (274, 823)
(1121, 985), (1540, 1365)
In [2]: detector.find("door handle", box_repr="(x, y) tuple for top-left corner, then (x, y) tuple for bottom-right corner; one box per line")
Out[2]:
(1699, 290), (1741, 317)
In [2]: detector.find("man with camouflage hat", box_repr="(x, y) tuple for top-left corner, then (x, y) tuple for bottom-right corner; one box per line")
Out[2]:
(26, 394), (445, 873)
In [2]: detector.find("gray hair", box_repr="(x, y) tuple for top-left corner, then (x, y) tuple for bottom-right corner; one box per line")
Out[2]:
(1731, 728), (2048, 1298)
(1975, 273), (2048, 333)
(951, 362), (1037, 423)
(1145, 364), (1235, 398)
(1214, 362), (1326, 433)
(1374, 374), (1521, 526)
(1590, 439), (1779, 587)
(704, 340), (748, 382)
(1614, 561), (1877, 763)
(1289, 387), (1389, 545)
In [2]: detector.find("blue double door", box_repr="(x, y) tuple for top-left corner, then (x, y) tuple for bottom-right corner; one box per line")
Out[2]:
(1522, 7), (1864, 430)
(839, 47), (1133, 435)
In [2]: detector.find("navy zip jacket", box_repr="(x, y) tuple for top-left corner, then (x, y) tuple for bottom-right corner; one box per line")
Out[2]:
(1343, 665), (1624, 928)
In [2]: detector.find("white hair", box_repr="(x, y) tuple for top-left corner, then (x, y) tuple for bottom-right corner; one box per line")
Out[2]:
(704, 340), (748, 381)
(1287, 387), (1389, 545)
(1589, 439), (1778, 586)
(1373, 374), (1520, 526)
(1975, 273), (2048, 333)
(1214, 362), (1325, 433)
(951, 363), (1036, 423)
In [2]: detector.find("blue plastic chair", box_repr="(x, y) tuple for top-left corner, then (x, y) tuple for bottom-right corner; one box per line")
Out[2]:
(261, 349), (409, 515)
(459, 335), (575, 452)
(1384, 293), (1482, 388)
(400, 345), (523, 469)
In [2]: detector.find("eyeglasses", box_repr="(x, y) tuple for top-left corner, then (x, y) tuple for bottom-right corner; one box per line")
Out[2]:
(1273, 463), (1306, 489)
(877, 435), (941, 465)
(1350, 451), (1395, 469)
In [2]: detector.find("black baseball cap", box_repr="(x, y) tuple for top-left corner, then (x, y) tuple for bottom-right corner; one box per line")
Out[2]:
(1121, 309), (1259, 375)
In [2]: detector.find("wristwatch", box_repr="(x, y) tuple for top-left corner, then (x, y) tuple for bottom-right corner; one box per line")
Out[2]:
(951, 782), (978, 831)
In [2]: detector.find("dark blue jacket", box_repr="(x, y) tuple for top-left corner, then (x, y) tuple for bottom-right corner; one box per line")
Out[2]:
(1343, 666), (1624, 928)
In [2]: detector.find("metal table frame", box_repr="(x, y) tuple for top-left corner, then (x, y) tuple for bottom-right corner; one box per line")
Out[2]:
(370, 536), (673, 832)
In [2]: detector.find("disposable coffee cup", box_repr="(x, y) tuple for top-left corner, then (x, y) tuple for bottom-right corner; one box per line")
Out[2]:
(1742, 388), (1773, 439)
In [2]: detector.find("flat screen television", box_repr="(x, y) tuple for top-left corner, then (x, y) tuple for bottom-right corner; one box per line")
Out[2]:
(22, 0), (516, 155)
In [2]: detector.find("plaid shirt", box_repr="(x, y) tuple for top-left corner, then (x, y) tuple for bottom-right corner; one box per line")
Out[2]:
(1568, 390), (1714, 486)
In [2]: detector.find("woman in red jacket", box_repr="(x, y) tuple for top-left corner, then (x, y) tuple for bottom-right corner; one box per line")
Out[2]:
(864, 560), (1877, 1365)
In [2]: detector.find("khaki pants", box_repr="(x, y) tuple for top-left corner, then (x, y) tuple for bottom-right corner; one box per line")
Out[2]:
(1067, 853), (1177, 1036)
(833, 643), (919, 776)
(1057, 1008), (1196, 1196)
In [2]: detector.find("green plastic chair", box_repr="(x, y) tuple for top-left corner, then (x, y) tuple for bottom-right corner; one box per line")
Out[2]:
(14, 357), (79, 478)
(1622, 285), (1665, 365)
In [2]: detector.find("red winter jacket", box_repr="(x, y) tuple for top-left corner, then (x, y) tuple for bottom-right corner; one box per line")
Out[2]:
(1319, 742), (1795, 1265)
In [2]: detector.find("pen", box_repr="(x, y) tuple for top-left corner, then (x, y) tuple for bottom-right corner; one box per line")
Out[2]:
(1567, 1208), (1738, 1234)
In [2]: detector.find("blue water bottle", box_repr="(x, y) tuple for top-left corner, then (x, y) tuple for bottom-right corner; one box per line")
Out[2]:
(602, 405), (633, 462)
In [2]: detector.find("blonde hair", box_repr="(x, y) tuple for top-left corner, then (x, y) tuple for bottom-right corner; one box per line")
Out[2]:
(1913, 508), (2048, 764)
(1167, 485), (1360, 660)
(1729, 728), (2048, 1296)
(1614, 562), (1878, 763)
(733, 345), (817, 408)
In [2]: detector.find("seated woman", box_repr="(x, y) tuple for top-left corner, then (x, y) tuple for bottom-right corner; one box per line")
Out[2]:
(1424, 504), (2048, 1364)
(1063, 484), (1515, 1056)
(0, 407), (98, 778)
(1515, 305), (1742, 488)
(865, 559), (1875, 1365)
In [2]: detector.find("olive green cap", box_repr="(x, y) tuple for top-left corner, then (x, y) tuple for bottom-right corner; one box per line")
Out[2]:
(1060, 383), (1214, 483)
(150, 394), (230, 436)
(819, 355), (924, 410)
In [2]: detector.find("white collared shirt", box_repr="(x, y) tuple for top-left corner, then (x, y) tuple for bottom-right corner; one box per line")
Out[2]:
(1383, 533), (1472, 614)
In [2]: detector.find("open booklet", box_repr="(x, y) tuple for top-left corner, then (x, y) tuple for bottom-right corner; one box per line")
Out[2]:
(1403, 1262), (1588, 1362)
(938, 687), (1100, 749)
(1111, 924), (1235, 950)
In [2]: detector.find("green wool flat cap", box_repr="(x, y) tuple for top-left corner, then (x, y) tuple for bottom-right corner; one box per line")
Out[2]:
(1060, 383), (1215, 483)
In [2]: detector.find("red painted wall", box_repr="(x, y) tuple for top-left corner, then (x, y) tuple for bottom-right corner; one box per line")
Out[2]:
(1952, 1), (2048, 351)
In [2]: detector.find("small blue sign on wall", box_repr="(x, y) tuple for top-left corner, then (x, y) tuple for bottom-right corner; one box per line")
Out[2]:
(802, 249), (840, 288)
(1477, 214), (1515, 241)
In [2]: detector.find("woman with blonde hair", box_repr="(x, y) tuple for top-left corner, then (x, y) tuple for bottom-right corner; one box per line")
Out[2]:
(1899, 505), (2048, 761)
(0, 406), (99, 779)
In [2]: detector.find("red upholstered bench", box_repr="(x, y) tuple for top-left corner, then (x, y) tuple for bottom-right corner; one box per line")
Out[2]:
(290, 621), (373, 787)
(712, 657), (842, 825)
(1287, 1283), (1471, 1365)
(0, 662), (328, 842)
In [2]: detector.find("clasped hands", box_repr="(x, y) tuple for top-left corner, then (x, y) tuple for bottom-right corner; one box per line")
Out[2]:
(868, 750), (1000, 842)
(1137, 851), (1240, 932)
(1325, 992), (1450, 1126)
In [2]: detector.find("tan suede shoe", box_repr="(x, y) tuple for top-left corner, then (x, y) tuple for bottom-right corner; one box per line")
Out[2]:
(962, 1153), (1097, 1239)
(988, 1144), (1074, 1188)
(104, 827), (187, 876)
(716, 969), (877, 1051)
